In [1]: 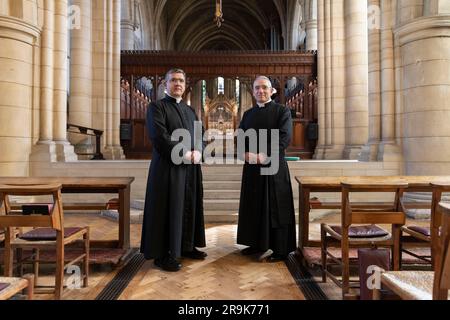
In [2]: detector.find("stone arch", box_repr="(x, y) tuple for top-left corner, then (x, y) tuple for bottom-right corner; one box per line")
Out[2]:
(149, 0), (283, 50)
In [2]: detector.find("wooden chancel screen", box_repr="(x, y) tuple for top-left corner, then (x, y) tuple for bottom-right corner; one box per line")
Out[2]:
(120, 50), (317, 159)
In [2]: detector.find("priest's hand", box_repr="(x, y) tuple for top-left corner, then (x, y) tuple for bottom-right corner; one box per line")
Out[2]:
(257, 153), (268, 165)
(245, 152), (258, 164)
(184, 151), (193, 163)
(192, 150), (202, 164)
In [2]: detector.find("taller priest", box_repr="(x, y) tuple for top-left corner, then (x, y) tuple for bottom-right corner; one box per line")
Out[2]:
(141, 68), (207, 272)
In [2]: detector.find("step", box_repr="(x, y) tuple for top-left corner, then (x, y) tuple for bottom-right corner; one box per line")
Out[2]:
(204, 199), (240, 211)
(204, 181), (241, 190)
(203, 174), (242, 181)
(131, 199), (145, 210)
(101, 209), (143, 224)
(204, 211), (238, 223)
(204, 190), (241, 200)
(201, 165), (243, 175)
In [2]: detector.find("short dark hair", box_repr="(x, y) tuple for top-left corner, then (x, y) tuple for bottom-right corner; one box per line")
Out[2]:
(165, 68), (186, 81)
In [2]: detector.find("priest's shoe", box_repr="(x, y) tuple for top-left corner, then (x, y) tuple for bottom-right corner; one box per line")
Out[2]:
(182, 248), (207, 260)
(265, 253), (287, 263)
(241, 247), (261, 256)
(154, 256), (182, 272)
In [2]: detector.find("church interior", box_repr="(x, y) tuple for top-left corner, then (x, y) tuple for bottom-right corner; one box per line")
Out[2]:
(0, 0), (450, 302)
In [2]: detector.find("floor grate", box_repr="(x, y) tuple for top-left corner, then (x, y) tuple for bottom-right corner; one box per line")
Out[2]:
(285, 253), (328, 300)
(95, 252), (145, 300)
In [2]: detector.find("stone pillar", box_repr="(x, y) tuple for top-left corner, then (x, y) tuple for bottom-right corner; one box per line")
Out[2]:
(306, 0), (318, 51)
(360, 0), (382, 161)
(377, 0), (402, 162)
(343, 0), (369, 159)
(103, 0), (124, 160)
(0, 2), (40, 176)
(38, 0), (54, 145)
(395, 10), (450, 174)
(314, 0), (346, 159)
(92, 0), (124, 160)
(69, 0), (93, 156)
(53, 0), (77, 161)
(314, 0), (326, 159)
(424, 0), (450, 15)
(121, 0), (135, 50)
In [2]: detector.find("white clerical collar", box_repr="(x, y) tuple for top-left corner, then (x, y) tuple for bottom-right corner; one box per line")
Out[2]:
(166, 93), (182, 104)
(257, 99), (272, 108)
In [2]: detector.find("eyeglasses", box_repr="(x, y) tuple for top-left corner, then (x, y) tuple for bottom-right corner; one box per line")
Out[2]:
(169, 78), (185, 84)
(254, 85), (271, 90)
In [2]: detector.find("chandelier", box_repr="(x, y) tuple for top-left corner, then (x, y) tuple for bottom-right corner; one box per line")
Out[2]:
(214, 0), (224, 28)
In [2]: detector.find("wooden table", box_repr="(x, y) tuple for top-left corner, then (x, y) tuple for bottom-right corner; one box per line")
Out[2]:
(295, 176), (450, 253)
(0, 177), (135, 250)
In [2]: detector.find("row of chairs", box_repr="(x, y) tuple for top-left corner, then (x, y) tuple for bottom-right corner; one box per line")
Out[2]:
(0, 184), (89, 300)
(320, 179), (450, 299)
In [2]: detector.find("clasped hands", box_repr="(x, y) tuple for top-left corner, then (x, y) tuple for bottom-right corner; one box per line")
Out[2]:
(244, 152), (268, 165)
(184, 150), (202, 164)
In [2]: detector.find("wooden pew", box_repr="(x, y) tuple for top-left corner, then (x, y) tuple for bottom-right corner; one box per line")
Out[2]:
(0, 274), (34, 300)
(373, 197), (450, 300)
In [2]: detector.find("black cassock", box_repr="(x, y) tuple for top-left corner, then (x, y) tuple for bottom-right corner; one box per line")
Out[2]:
(237, 101), (296, 256)
(140, 95), (206, 260)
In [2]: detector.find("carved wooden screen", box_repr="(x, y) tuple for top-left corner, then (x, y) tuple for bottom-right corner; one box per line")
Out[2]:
(120, 50), (317, 159)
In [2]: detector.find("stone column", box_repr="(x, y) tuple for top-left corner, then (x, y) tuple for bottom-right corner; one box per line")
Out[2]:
(0, 1), (40, 176)
(360, 0), (382, 161)
(38, 0), (54, 145)
(377, 0), (402, 162)
(53, 0), (77, 161)
(314, 0), (326, 159)
(306, 0), (318, 51)
(121, 0), (135, 50)
(69, 0), (93, 156)
(395, 8), (450, 174)
(103, 0), (124, 159)
(343, 0), (369, 159)
(314, 0), (346, 159)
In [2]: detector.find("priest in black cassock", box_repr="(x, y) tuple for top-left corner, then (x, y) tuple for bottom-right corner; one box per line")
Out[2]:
(237, 76), (296, 262)
(140, 68), (206, 272)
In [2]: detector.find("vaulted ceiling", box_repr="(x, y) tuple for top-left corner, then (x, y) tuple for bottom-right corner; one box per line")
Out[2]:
(151, 0), (285, 51)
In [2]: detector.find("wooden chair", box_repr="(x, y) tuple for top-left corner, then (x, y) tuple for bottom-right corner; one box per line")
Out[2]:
(321, 178), (407, 299)
(0, 274), (34, 300)
(373, 188), (450, 300)
(0, 184), (89, 300)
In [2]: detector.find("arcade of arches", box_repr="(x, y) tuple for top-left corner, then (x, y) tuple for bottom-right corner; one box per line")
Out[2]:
(0, 0), (450, 177)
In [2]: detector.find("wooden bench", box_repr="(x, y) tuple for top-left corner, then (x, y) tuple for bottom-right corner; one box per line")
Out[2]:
(320, 177), (408, 299)
(0, 274), (34, 300)
(373, 199), (450, 300)
(0, 177), (133, 250)
(296, 176), (450, 251)
(0, 183), (90, 300)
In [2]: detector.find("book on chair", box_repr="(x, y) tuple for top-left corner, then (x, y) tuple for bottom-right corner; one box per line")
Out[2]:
(21, 204), (54, 215)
